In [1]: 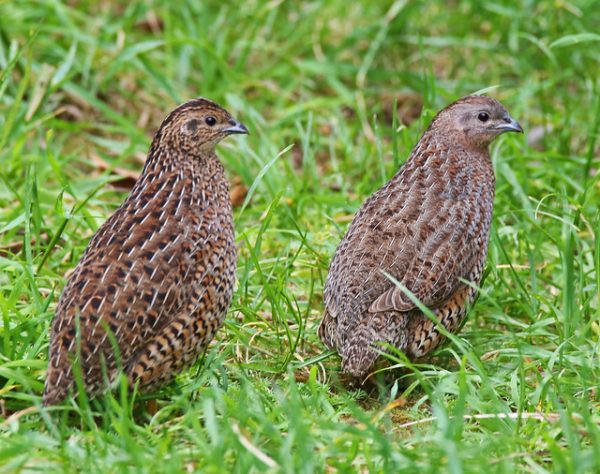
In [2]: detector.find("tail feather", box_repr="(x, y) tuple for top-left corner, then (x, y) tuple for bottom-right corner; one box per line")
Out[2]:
(340, 311), (407, 378)
(318, 309), (338, 350)
(43, 365), (72, 406)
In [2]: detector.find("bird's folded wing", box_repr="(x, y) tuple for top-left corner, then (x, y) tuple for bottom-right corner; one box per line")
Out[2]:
(54, 174), (202, 366)
(368, 265), (461, 313)
(369, 205), (480, 314)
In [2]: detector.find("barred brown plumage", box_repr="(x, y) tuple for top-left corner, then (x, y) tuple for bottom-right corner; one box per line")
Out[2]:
(320, 95), (522, 379)
(43, 98), (248, 405)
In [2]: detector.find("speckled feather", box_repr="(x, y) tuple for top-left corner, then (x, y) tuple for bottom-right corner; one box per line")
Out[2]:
(321, 96), (522, 378)
(44, 98), (248, 405)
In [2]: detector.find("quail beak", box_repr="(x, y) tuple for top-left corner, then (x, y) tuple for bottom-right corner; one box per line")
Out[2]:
(224, 120), (249, 135)
(495, 116), (523, 134)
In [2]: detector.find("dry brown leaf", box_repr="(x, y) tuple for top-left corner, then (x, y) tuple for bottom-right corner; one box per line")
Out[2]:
(0, 233), (49, 257)
(90, 153), (140, 190)
(136, 10), (164, 34)
(230, 177), (248, 207)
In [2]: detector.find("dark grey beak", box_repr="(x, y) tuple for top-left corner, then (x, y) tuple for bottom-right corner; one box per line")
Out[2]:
(495, 116), (523, 134)
(224, 119), (249, 135)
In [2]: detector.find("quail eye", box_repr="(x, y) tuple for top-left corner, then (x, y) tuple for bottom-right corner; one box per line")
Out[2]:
(205, 116), (217, 126)
(478, 112), (490, 122)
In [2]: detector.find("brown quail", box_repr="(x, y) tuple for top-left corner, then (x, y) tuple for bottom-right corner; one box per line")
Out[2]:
(320, 95), (522, 379)
(43, 98), (249, 405)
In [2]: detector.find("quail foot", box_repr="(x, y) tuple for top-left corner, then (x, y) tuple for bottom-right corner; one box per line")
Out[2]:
(44, 98), (248, 405)
(320, 95), (522, 379)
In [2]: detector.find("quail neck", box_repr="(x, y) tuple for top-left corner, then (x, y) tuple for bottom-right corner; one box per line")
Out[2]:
(43, 97), (248, 405)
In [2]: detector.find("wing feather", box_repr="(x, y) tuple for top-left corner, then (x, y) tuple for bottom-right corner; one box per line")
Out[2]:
(369, 183), (485, 313)
(47, 172), (205, 392)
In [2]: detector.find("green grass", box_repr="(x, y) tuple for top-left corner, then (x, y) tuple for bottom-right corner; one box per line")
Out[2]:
(1, 0), (599, 472)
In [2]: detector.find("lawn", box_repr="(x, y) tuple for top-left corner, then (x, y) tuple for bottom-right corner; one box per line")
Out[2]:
(0, 0), (599, 472)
